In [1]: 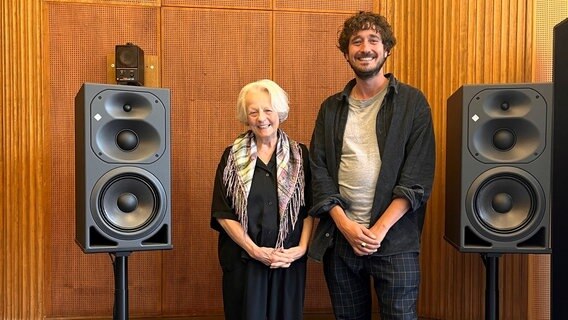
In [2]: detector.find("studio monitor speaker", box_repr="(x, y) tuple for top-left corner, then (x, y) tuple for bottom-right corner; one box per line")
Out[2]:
(75, 83), (172, 253)
(445, 83), (551, 254)
(115, 43), (144, 86)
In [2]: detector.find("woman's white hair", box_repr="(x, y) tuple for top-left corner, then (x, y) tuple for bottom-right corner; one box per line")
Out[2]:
(236, 79), (290, 124)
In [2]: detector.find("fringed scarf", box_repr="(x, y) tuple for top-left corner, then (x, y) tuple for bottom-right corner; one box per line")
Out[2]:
(222, 129), (305, 249)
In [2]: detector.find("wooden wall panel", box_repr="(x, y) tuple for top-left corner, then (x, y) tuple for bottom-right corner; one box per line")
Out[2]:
(161, 7), (270, 315)
(1, 1), (47, 319)
(50, 0), (160, 5)
(272, 11), (355, 313)
(274, 0), (372, 12)
(387, 0), (545, 319)
(0, 0), (554, 318)
(46, 2), (163, 317)
(273, 12), (353, 145)
(163, 0), (270, 9)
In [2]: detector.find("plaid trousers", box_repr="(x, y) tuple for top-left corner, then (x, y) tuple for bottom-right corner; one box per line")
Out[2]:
(322, 233), (420, 320)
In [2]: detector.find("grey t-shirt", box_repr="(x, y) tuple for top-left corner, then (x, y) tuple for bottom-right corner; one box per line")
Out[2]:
(338, 88), (387, 226)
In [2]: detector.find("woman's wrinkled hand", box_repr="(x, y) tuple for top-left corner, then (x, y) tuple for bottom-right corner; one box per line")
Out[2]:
(269, 246), (306, 269)
(252, 246), (277, 266)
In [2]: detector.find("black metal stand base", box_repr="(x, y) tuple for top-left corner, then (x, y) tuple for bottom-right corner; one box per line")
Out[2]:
(112, 252), (131, 320)
(482, 253), (500, 320)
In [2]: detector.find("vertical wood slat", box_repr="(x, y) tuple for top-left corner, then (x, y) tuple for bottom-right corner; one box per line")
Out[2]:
(387, 0), (539, 319)
(0, 0), (47, 318)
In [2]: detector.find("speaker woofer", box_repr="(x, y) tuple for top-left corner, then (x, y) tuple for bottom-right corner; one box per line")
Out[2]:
(466, 167), (545, 242)
(99, 175), (158, 232)
(90, 167), (167, 241)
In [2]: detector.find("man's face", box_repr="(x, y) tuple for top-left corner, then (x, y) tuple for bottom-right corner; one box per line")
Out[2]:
(345, 28), (388, 80)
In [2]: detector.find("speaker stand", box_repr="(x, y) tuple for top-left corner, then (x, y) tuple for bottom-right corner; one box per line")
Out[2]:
(112, 252), (132, 320)
(481, 253), (500, 320)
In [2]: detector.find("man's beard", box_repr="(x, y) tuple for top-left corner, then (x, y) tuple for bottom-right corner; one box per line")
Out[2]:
(348, 55), (387, 80)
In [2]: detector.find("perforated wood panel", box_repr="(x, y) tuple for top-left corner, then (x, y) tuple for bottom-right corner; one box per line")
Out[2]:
(161, 7), (270, 314)
(53, 0), (160, 5)
(273, 12), (355, 312)
(273, 12), (353, 145)
(164, 0), (270, 9)
(47, 2), (162, 317)
(274, 0), (373, 12)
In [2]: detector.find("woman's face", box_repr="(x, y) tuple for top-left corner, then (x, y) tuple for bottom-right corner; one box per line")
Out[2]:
(245, 89), (280, 143)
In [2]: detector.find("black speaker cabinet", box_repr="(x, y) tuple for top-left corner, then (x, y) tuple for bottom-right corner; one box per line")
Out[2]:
(75, 83), (171, 253)
(445, 83), (552, 254)
(115, 44), (145, 86)
(552, 18), (568, 320)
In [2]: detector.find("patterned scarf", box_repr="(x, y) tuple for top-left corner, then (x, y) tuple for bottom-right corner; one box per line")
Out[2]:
(222, 129), (305, 249)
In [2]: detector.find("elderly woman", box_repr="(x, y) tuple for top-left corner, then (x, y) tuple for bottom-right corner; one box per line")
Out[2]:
(210, 79), (313, 320)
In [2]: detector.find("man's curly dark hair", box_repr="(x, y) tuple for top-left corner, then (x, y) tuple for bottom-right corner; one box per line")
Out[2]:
(337, 11), (397, 55)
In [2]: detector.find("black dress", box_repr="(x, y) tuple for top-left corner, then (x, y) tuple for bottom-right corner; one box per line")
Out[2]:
(210, 143), (312, 320)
